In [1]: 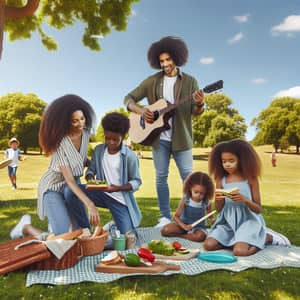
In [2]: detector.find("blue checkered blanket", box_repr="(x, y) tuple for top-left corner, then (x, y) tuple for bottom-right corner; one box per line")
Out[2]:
(26, 227), (300, 286)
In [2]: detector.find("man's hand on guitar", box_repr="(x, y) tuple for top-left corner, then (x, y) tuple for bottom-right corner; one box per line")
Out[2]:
(142, 107), (155, 124)
(192, 89), (204, 106)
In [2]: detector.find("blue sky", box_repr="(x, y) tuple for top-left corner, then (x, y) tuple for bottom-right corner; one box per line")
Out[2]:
(1, 0), (300, 140)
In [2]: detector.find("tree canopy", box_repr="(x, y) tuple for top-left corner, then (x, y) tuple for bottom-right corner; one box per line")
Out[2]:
(251, 97), (300, 153)
(192, 93), (247, 147)
(0, 92), (46, 152)
(1, 0), (139, 58)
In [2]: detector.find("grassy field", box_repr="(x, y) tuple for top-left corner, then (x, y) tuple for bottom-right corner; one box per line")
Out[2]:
(0, 145), (300, 300)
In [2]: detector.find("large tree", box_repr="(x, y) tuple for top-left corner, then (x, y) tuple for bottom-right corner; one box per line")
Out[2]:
(251, 97), (300, 153)
(192, 93), (247, 147)
(0, 0), (138, 59)
(0, 92), (46, 152)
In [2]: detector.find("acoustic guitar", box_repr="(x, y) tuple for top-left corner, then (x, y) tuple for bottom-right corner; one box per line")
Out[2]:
(128, 80), (223, 145)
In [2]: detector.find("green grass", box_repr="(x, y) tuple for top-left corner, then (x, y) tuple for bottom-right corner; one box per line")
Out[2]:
(0, 145), (300, 300)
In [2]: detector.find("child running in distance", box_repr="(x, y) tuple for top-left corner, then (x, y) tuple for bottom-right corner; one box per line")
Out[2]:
(4, 137), (24, 190)
(161, 172), (215, 242)
(204, 139), (290, 257)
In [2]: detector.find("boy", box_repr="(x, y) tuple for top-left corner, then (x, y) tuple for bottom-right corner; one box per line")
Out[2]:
(4, 137), (23, 189)
(64, 112), (142, 234)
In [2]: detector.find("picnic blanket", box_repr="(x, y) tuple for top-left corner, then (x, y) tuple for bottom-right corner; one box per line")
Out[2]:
(26, 227), (300, 286)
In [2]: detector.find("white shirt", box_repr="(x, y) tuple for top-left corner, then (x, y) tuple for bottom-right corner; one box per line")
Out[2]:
(102, 148), (126, 205)
(160, 75), (177, 141)
(5, 148), (20, 167)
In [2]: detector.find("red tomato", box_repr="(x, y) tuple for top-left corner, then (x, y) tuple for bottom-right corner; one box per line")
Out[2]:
(172, 241), (182, 250)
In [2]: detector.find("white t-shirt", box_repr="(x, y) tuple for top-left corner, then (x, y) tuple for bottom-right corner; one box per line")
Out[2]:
(5, 148), (20, 167)
(160, 75), (177, 141)
(102, 148), (126, 205)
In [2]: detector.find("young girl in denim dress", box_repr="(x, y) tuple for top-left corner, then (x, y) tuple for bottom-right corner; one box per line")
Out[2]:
(161, 172), (215, 242)
(204, 139), (290, 256)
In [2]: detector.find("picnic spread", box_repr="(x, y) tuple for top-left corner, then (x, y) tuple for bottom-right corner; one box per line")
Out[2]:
(3, 227), (294, 286)
(1, 224), (300, 286)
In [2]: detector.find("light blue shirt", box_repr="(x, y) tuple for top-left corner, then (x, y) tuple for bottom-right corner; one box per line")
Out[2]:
(86, 143), (142, 228)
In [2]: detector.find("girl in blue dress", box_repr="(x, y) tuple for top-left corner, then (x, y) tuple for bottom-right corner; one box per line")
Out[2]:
(161, 172), (215, 242)
(204, 139), (290, 256)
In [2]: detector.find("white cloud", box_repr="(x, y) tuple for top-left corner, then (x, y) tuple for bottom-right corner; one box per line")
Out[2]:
(274, 86), (300, 98)
(227, 32), (244, 44)
(199, 57), (215, 65)
(271, 15), (300, 34)
(251, 78), (268, 85)
(234, 14), (250, 23)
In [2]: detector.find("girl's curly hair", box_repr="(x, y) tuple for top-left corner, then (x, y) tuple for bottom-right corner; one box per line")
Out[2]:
(147, 36), (188, 69)
(183, 172), (215, 201)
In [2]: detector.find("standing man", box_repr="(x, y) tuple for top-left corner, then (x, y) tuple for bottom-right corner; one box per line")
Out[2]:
(124, 36), (205, 227)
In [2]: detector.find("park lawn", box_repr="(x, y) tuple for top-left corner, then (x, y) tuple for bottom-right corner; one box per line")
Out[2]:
(0, 145), (300, 300)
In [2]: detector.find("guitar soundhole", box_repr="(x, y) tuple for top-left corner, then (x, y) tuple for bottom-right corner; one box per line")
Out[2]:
(153, 110), (159, 121)
(140, 116), (145, 129)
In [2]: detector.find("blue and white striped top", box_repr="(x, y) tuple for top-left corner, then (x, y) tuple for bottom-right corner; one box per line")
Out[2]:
(37, 129), (89, 220)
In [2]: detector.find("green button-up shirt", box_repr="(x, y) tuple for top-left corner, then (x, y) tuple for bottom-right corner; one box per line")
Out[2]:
(124, 69), (200, 151)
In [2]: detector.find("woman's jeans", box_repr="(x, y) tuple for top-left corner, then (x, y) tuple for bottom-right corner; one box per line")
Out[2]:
(43, 178), (81, 235)
(152, 139), (193, 220)
(64, 185), (134, 234)
(43, 190), (73, 235)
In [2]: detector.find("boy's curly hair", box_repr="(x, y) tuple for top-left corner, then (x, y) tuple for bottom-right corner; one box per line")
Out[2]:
(147, 36), (188, 69)
(101, 112), (130, 136)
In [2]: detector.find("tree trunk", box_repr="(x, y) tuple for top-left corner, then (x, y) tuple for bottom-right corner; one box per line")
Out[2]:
(0, 0), (40, 59)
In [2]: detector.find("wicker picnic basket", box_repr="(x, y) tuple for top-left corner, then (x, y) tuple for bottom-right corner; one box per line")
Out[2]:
(31, 240), (83, 270)
(78, 230), (108, 256)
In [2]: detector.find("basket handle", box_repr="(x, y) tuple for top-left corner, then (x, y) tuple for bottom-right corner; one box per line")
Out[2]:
(76, 242), (84, 260)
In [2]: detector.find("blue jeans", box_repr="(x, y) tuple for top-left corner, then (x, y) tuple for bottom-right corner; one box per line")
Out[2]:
(8, 166), (17, 177)
(152, 140), (193, 219)
(43, 190), (74, 235)
(64, 185), (134, 234)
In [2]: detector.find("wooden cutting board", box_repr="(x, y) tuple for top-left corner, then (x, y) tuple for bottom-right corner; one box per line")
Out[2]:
(0, 236), (51, 275)
(153, 248), (200, 261)
(96, 261), (181, 274)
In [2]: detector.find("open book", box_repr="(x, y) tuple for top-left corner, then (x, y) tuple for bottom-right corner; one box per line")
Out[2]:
(215, 187), (239, 197)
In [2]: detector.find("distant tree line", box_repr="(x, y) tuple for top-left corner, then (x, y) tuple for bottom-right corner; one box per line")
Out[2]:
(0, 92), (299, 153)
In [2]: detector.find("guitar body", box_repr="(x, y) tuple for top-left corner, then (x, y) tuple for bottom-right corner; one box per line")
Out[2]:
(129, 99), (174, 145)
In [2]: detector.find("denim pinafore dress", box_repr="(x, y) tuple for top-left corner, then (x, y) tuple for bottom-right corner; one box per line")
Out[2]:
(180, 196), (209, 230)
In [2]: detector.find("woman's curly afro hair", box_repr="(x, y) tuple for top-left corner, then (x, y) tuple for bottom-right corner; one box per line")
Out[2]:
(147, 36), (189, 69)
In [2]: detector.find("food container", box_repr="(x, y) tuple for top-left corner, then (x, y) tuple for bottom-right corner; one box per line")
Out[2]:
(78, 230), (108, 256)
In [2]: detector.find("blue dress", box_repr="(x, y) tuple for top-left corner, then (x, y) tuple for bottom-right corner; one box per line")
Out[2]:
(208, 177), (266, 249)
(180, 196), (209, 230)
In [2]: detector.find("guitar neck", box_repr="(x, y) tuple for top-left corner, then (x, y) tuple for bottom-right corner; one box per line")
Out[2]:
(157, 80), (223, 115)
(159, 95), (192, 115)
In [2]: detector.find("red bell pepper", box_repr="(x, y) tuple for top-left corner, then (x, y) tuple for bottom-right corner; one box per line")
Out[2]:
(137, 247), (155, 263)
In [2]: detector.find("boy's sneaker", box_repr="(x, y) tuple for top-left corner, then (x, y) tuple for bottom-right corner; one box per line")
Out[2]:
(103, 220), (115, 232)
(10, 214), (31, 240)
(266, 228), (291, 247)
(154, 217), (171, 228)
